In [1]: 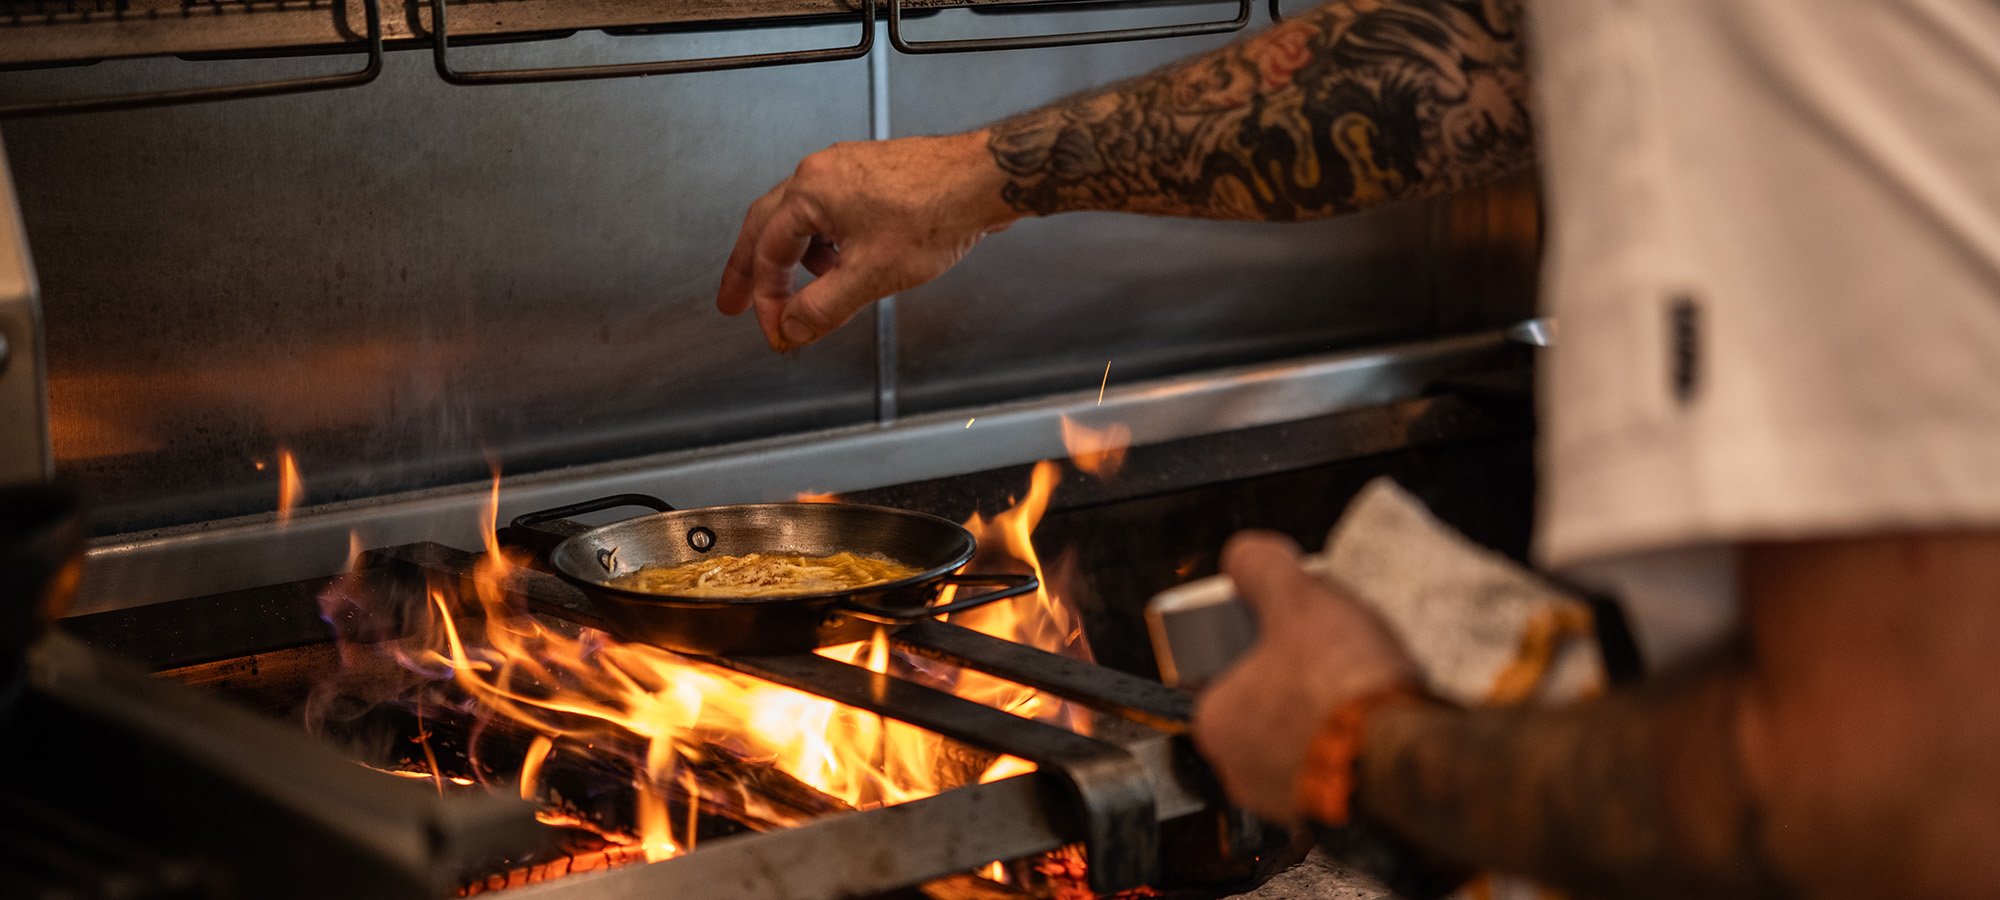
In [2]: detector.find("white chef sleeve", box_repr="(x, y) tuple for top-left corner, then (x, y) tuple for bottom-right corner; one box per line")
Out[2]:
(1527, 0), (2000, 569)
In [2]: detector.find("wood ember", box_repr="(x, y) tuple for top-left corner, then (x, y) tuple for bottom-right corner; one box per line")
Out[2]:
(460, 843), (652, 896)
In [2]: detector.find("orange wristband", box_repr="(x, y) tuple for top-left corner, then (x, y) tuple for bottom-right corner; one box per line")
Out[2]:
(1296, 682), (1428, 826)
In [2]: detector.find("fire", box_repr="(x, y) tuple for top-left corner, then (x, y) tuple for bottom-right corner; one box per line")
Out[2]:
(794, 491), (839, 503)
(945, 461), (1094, 733)
(1058, 416), (1130, 481)
(327, 462), (1094, 871)
(276, 450), (304, 524)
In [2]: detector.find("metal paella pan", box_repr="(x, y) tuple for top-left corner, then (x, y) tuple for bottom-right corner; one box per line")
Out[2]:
(506, 494), (1036, 656)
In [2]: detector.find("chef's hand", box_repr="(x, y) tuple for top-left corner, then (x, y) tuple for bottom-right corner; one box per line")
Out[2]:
(1192, 531), (1419, 825)
(717, 131), (1021, 352)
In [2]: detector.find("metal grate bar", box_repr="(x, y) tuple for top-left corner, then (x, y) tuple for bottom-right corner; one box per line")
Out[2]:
(892, 618), (1193, 732)
(709, 651), (1161, 892)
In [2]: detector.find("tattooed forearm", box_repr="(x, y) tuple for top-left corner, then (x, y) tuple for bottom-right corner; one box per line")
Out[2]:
(1355, 651), (1796, 899)
(985, 0), (1532, 220)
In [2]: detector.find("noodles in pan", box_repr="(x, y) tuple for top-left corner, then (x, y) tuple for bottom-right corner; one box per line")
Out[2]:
(608, 551), (922, 598)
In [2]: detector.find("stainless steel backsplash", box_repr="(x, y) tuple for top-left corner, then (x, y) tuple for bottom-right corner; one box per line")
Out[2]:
(0, 9), (1537, 535)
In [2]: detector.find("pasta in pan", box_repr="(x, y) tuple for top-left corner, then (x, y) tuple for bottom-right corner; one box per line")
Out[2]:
(608, 551), (921, 598)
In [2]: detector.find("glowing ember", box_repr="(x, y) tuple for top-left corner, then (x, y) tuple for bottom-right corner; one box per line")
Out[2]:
(276, 450), (304, 525)
(1059, 416), (1131, 481)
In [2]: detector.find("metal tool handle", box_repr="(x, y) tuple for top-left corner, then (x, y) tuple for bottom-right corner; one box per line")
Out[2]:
(889, 0), (1251, 54)
(430, 0), (876, 85)
(1147, 562), (1471, 898)
(837, 572), (1037, 623)
(0, 0), (383, 119)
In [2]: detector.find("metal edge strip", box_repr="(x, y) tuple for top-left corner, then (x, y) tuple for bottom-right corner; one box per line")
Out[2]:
(505, 771), (1063, 899)
(72, 328), (1515, 615)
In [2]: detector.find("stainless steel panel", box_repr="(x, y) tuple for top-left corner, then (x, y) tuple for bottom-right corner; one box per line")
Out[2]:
(886, 6), (1534, 412)
(74, 331), (1515, 615)
(0, 28), (878, 533)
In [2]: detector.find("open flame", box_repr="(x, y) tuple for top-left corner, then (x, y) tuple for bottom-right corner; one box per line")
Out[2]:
(1058, 416), (1131, 481)
(276, 450), (305, 525)
(945, 461), (1094, 735)
(323, 461), (1092, 872)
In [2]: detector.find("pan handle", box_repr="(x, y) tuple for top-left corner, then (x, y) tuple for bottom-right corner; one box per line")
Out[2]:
(837, 572), (1039, 624)
(505, 494), (677, 553)
(511, 494), (676, 530)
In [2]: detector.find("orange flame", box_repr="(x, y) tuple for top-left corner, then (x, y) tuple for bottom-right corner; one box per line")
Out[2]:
(947, 461), (1094, 733)
(338, 463), (1093, 874)
(1058, 416), (1130, 481)
(276, 450), (304, 525)
(794, 491), (840, 503)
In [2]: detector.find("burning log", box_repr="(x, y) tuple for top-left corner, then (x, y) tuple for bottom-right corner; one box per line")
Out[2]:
(318, 686), (851, 826)
(460, 843), (652, 896)
(314, 686), (869, 894)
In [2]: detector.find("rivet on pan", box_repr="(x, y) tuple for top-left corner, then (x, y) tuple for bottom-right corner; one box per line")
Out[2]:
(597, 546), (618, 573)
(687, 526), (716, 553)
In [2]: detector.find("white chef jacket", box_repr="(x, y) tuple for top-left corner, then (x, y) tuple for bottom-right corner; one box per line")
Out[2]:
(1524, 0), (2000, 665)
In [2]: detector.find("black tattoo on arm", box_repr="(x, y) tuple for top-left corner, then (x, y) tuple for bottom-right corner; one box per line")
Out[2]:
(985, 0), (1532, 219)
(1356, 649), (1797, 899)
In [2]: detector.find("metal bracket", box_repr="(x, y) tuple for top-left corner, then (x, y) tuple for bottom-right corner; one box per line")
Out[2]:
(429, 0), (876, 85)
(888, 0), (1251, 54)
(0, 0), (383, 119)
(711, 651), (1163, 892)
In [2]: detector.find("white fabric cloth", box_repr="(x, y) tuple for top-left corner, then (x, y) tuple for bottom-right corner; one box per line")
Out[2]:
(1524, 0), (2000, 659)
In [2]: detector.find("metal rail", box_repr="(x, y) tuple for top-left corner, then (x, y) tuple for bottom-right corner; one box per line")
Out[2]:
(0, 0), (1242, 70)
(0, 0), (382, 119)
(428, 0), (876, 85)
(509, 771), (1064, 899)
(888, 0), (1250, 53)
